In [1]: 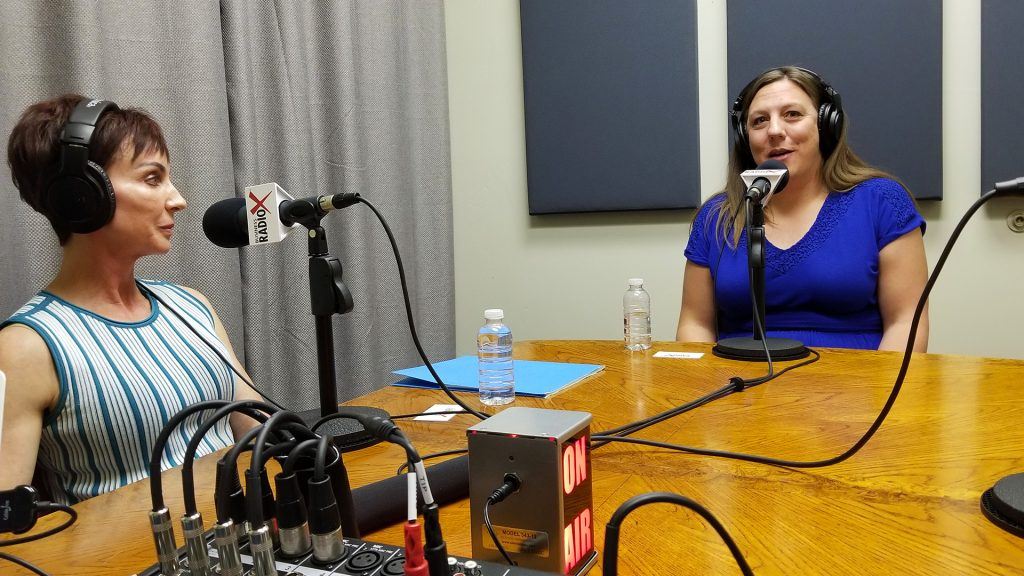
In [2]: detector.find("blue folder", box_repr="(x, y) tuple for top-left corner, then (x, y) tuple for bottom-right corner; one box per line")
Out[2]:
(392, 355), (604, 398)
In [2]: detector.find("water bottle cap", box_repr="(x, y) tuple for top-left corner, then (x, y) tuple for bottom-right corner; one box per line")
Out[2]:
(628, 278), (644, 287)
(484, 309), (504, 320)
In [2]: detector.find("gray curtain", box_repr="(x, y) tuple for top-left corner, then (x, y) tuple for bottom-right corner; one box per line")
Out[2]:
(0, 0), (455, 409)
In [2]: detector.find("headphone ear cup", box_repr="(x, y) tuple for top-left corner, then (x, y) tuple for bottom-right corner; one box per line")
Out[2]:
(817, 103), (842, 158)
(81, 160), (116, 233)
(730, 100), (755, 167)
(730, 100), (747, 153)
(733, 117), (748, 153)
(51, 161), (116, 234)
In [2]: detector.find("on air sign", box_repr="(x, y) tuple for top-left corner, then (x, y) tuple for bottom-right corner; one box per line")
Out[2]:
(467, 407), (598, 575)
(561, 432), (594, 574)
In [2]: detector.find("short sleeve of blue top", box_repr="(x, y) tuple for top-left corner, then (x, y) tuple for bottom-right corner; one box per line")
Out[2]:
(684, 178), (925, 350)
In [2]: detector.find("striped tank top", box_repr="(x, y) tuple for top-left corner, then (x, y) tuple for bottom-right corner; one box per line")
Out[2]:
(2, 280), (236, 504)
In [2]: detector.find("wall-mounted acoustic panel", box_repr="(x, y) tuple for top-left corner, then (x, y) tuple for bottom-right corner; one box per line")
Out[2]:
(727, 0), (942, 199)
(520, 0), (700, 214)
(982, 0), (1023, 195)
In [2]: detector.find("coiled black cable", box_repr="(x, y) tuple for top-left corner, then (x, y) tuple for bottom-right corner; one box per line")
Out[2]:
(603, 492), (753, 576)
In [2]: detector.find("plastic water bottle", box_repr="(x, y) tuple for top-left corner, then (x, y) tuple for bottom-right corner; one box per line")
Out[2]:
(478, 309), (515, 405)
(623, 278), (651, 351)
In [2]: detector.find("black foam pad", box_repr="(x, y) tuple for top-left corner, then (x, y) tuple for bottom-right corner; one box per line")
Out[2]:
(202, 197), (249, 248)
(351, 455), (469, 535)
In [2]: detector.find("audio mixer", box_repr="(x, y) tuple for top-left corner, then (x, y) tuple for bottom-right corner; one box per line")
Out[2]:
(138, 533), (556, 576)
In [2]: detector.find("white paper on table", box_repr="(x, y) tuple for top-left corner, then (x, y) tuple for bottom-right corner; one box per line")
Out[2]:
(413, 403), (463, 422)
(653, 351), (704, 359)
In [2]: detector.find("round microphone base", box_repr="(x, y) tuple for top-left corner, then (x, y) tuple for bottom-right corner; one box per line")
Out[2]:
(297, 406), (391, 453)
(982, 473), (1024, 538)
(713, 336), (809, 362)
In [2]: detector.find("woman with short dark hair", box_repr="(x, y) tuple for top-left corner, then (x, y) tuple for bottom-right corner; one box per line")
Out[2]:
(0, 94), (262, 503)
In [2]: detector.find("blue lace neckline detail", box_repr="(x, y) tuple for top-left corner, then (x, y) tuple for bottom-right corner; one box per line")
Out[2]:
(761, 190), (855, 276)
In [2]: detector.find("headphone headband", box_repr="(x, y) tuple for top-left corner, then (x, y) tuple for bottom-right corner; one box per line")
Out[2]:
(730, 67), (838, 116)
(60, 99), (118, 148)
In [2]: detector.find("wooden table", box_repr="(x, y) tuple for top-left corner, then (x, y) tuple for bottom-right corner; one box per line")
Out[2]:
(4, 340), (1024, 575)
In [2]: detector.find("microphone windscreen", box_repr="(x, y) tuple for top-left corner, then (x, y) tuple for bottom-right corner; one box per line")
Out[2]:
(756, 159), (786, 171)
(757, 159), (789, 194)
(352, 455), (468, 535)
(203, 197), (249, 248)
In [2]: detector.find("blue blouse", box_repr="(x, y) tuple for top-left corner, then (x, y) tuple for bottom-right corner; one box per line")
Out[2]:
(684, 178), (925, 350)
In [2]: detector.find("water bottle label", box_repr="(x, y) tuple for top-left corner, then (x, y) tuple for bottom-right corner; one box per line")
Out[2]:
(478, 326), (515, 405)
(624, 312), (651, 351)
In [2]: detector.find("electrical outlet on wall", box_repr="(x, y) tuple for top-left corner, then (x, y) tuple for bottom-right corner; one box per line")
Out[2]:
(1007, 210), (1024, 233)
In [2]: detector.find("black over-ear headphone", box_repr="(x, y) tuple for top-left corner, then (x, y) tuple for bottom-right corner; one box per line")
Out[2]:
(45, 98), (119, 234)
(730, 67), (844, 162)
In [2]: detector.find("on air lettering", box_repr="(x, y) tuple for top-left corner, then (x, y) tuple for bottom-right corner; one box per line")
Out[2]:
(562, 436), (588, 495)
(563, 508), (592, 573)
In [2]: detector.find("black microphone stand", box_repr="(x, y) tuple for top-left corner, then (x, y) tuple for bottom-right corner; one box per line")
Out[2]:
(288, 202), (390, 443)
(306, 223), (351, 418)
(713, 196), (809, 361)
(287, 199), (390, 537)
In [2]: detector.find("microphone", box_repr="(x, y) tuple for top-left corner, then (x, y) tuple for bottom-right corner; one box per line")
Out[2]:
(202, 183), (361, 248)
(741, 159), (790, 205)
(202, 183), (296, 248)
(713, 158), (808, 362)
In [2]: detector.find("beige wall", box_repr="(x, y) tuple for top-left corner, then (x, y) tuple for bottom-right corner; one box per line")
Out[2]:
(445, 0), (1024, 359)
